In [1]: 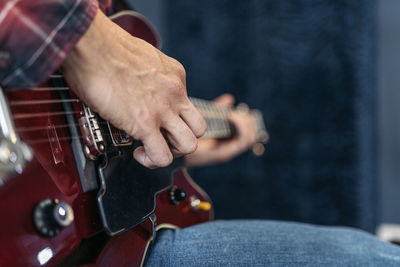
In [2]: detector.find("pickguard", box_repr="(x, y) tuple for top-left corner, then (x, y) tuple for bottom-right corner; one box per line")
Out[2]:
(97, 145), (183, 236)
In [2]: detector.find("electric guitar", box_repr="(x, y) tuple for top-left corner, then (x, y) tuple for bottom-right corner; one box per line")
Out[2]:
(0, 11), (268, 266)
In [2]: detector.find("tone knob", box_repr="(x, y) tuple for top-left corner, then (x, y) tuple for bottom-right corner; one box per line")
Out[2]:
(169, 187), (187, 205)
(33, 198), (74, 237)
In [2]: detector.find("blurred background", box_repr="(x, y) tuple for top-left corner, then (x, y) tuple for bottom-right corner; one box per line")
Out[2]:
(127, 0), (400, 233)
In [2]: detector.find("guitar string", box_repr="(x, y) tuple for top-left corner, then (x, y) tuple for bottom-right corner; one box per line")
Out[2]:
(8, 88), (234, 130)
(7, 83), (236, 143)
(13, 110), (80, 119)
(7, 83), (235, 117)
(8, 94), (234, 121)
(22, 120), (233, 144)
(15, 117), (231, 132)
(14, 109), (232, 143)
(18, 117), (233, 144)
(45, 75), (264, 140)
(16, 122), (111, 132)
(22, 126), (234, 144)
(9, 98), (80, 106)
(7, 73), (235, 136)
(17, 122), (135, 144)
(18, 118), (139, 144)
(10, 95), (234, 141)
(12, 108), (231, 120)
(42, 75), (236, 117)
(27, 134), (97, 145)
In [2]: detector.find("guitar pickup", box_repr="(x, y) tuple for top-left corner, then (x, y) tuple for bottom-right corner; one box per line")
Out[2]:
(107, 122), (133, 146)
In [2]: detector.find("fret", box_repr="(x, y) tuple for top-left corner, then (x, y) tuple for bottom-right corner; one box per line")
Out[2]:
(189, 97), (268, 143)
(190, 97), (235, 139)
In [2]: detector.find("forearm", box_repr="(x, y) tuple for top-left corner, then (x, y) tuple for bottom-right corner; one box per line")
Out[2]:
(0, 0), (98, 89)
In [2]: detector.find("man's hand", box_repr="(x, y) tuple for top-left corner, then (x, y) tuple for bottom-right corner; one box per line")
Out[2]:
(185, 94), (258, 168)
(61, 10), (206, 168)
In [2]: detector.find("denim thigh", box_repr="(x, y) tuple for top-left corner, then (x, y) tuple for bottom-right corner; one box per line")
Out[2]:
(144, 220), (400, 266)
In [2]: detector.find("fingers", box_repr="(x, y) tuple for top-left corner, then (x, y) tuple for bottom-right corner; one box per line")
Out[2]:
(162, 116), (199, 158)
(228, 112), (258, 151)
(162, 74), (205, 139)
(179, 100), (207, 138)
(213, 94), (235, 108)
(133, 130), (173, 169)
(133, 112), (200, 168)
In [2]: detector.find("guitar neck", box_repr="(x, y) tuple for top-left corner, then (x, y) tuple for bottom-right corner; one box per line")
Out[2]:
(189, 97), (268, 143)
(189, 97), (235, 139)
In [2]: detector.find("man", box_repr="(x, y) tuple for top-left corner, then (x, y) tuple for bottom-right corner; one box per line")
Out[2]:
(2, 1), (400, 266)
(1, 0), (205, 169)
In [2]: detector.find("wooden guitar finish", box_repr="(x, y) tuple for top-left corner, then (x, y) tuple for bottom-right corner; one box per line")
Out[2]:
(0, 11), (213, 267)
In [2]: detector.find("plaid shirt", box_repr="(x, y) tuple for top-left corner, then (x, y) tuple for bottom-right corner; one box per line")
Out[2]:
(0, 0), (112, 89)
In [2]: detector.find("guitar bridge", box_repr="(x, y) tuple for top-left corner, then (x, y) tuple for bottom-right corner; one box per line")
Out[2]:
(77, 104), (106, 159)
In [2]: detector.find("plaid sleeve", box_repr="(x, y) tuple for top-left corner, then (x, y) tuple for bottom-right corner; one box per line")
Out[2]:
(0, 0), (99, 89)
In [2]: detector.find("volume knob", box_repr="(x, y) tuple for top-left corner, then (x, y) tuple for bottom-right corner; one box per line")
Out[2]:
(33, 198), (74, 237)
(169, 187), (187, 205)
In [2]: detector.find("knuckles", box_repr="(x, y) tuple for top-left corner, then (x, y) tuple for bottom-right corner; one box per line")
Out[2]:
(163, 60), (187, 97)
(164, 77), (185, 97)
(171, 59), (186, 80)
(176, 64), (186, 81)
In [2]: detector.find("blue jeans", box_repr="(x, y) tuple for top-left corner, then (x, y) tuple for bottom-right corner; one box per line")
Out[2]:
(145, 220), (400, 266)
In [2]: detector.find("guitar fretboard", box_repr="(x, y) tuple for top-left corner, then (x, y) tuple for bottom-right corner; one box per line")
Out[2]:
(189, 97), (268, 143)
(189, 97), (234, 139)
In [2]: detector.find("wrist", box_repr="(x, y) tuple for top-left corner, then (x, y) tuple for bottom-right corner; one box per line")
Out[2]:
(62, 9), (109, 72)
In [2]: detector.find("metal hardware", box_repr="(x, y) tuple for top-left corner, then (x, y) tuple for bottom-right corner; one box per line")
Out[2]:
(149, 213), (157, 242)
(47, 124), (64, 165)
(53, 201), (74, 227)
(78, 104), (106, 159)
(56, 78), (98, 193)
(107, 122), (133, 146)
(169, 187), (187, 205)
(0, 88), (32, 185)
(33, 198), (74, 237)
(190, 196), (212, 211)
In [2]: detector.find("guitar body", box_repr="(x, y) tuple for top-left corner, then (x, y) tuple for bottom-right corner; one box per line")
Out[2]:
(0, 11), (212, 267)
(94, 169), (213, 267)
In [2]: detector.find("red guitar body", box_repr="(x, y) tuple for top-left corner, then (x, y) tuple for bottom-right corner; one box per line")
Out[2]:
(0, 11), (213, 267)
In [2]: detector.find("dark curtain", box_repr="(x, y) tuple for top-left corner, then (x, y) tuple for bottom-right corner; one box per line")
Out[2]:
(165, 0), (377, 232)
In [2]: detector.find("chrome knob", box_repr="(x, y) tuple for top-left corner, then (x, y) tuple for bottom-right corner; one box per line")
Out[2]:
(33, 198), (74, 237)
